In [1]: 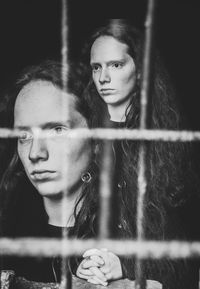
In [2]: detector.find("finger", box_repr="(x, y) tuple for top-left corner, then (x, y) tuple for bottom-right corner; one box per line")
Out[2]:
(83, 249), (110, 269)
(87, 278), (99, 285)
(90, 266), (107, 282)
(77, 270), (91, 280)
(83, 248), (109, 265)
(104, 272), (112, 280)
(78, 259), (86, 269)
(77, 267), (94, 278)
(87, 276), (108, 286)
(100, 266), (110, 274)
(98, 266), (112, 280)
(82, 259), (99, 269)
(89, 255), (105, 266)
(98, 250), (110, 266)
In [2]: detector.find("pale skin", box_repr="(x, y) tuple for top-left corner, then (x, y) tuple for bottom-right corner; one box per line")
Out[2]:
(14, 79), (161, 286)
(81, 35), (134, 286)
(77, 34), (136, 286)
(90, 35), (137, 122)
(77, 248), (163, 288)
(77, 249), (163, 288)
(78, 36), (163, 287)
(76, 248), (123, 286)
(14, 80), (123, 284)
(14, 80), (92, 227)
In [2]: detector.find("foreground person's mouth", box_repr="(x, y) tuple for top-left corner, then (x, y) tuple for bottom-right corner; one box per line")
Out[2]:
(31, 170), (56, 181)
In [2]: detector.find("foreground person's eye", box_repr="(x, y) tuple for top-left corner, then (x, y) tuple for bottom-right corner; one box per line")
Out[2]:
(52, 126), (69, 135)
(18, 131), (33, 143)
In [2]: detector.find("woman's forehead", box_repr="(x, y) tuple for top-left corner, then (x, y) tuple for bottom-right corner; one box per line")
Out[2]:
(14, 80), (87, 129)
(90, 36), (129, 64)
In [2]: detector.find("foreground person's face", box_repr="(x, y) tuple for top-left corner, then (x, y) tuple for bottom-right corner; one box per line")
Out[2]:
(14, 80), (92, 198)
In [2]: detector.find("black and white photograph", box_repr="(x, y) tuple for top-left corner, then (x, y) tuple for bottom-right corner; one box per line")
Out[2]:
(0, 1), (200, 288)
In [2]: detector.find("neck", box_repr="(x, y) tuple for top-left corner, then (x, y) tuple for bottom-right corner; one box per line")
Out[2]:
(107, 100), (130, 122)
(43, 186), (83, 227)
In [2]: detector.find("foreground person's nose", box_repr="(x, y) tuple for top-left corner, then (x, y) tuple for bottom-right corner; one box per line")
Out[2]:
(99, 68), (111, 84)
(29, 138), (48, 162)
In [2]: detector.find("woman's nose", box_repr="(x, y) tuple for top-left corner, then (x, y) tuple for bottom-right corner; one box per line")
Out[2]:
(99, 68), (111, 84)
(29, 137), (48, 162)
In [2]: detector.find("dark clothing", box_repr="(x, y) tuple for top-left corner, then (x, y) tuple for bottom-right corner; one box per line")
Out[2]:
(1, 224), (199, 288)
(106, 119), (200, 289)
(1, 225), (64, 282)
(0, 122), (199, 287)
(0, 207), (199, 288)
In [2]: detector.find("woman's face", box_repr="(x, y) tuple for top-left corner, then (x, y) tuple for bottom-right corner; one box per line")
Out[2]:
(14, 80), (92, 198)
(90, 36), (136, 108)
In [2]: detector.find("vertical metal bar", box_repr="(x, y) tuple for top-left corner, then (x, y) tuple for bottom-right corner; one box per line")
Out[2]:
(98, 138), (114, 239)
(98, 19), (122, 240)
(136, 0), (158, 289)
(61, 0), (68, 92)
(60, 1), (71, 288)
(140, 0), (157, 130)
(98, 103), (116, 239)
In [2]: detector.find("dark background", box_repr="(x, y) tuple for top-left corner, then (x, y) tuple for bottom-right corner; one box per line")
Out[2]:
(0, 0), (199, 129)
(0, 0), (200, 243)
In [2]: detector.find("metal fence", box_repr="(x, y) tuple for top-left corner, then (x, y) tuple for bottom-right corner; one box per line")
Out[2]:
(0, 0), (200, 288)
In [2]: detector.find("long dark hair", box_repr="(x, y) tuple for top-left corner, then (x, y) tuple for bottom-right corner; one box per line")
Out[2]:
(0, 60), (99, 239)
(81, 18), (194, 214)
(80, 19), (197, 283)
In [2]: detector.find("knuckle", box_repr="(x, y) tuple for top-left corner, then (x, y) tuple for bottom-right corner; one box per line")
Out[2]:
(105, 272), (112, 280)
(100, 266), (110, 274)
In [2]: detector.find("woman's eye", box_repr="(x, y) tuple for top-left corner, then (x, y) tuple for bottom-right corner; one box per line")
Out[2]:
(53, 126), (68, 135)
(112, 62), (123, 68)
(92, 65), (100, 72)
(18, 131), (33, 143)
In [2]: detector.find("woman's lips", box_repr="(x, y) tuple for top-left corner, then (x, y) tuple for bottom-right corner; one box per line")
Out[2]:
(100, 89), (116, 96)
(31, 170), (57, 181)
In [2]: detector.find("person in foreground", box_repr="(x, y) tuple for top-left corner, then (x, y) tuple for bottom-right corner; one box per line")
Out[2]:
(76, 19), (200, 288)
(0, 60), (96, 283)
(0, 60), (153, 287)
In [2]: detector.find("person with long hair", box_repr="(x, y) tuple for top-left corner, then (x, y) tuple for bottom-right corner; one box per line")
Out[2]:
(0, 59), (159, 287)
(75, 19), (199, 288)
(0, 60), (103, 283)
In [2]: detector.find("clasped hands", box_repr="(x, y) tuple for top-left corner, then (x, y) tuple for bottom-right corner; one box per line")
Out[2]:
(76, 248), (123, 286)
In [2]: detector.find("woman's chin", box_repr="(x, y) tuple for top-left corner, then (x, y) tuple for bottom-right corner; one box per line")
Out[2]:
(35, 182), (66, 199)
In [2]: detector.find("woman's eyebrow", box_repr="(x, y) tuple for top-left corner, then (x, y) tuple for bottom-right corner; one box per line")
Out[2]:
(14, 125), (30, 130)
(91, 58), (125, 66)
(15, 121), (72, 130)
(90, 61), (100, 67)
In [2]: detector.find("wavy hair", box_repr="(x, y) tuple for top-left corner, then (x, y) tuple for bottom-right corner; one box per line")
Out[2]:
(80, 19), (198, 284)
(0, 60), (99, 239)
(0, 50), (197, 286)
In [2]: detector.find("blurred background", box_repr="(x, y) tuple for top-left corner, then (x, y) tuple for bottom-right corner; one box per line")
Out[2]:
(0, 0), (199, 129)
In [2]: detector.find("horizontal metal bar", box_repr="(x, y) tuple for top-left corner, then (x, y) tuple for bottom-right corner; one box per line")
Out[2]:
(1, 128), (200, 142)
(0, 238), (200, 259)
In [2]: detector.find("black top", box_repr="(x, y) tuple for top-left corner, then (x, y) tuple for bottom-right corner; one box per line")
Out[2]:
(108, 119), (126, 128)
(0, 209), (199, 287)
(1, 225), (68, 283)
(103, 119), (200, 289)
(1, 120), (199, 287)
